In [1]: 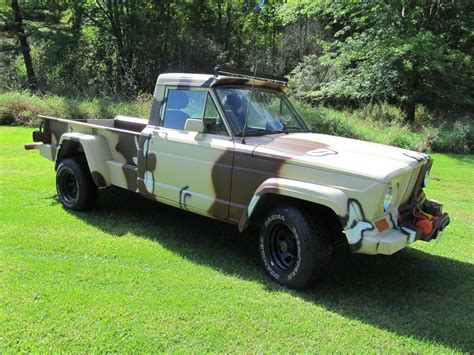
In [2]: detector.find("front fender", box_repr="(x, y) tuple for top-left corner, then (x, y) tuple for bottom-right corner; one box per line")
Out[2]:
(238, 177), (349, 232)
(58, 132), (112, 187)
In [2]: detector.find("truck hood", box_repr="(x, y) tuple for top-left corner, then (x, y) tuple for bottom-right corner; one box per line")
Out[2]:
(250, 132), (428, 182)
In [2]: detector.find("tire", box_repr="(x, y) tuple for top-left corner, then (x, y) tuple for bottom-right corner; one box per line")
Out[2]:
(259, 205), (330, 289)
(56, 157), (98, 211)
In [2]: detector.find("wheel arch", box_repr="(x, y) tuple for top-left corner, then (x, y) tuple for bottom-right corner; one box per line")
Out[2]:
(238, 178), (349, 244)
(56, 133), (112, 188)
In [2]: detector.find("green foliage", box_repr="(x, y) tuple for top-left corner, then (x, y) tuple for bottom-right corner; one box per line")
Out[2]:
(351, 103), (405, 124)
(1, 91), (471, 153)
(433, 121), (474, 154)
(0, 91), (151, 126)
(1, 0), (472, 151)
(294, 101), (472, 154)
(1, 0), (291, 96)
(285, 0), (474, 120)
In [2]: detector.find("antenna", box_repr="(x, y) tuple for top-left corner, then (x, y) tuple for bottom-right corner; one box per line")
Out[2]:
(241, 64), (258, 144)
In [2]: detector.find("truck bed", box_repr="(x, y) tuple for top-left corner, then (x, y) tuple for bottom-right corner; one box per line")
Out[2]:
(37, 115), (149, 191)
(40, 114), (148, 133)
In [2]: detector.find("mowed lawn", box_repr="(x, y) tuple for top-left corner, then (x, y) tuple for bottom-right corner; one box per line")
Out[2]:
(1, 126), (473, 352)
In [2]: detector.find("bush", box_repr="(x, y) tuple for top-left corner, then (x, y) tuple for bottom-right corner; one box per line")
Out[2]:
(292, 100), (472, 154)
(0, 92), (43, 126)
(1, 91), (471, 154)
(297, 105), (357, 139)
(0, 91), (151, 127)
(352, 103), (405, 124)
(433, 120), (473, 154)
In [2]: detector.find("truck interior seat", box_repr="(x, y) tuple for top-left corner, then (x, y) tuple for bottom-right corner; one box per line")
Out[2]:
(222, 94), (246, 133)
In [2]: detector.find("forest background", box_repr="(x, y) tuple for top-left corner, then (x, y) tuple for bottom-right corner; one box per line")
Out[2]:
(1, 0), (473, 153)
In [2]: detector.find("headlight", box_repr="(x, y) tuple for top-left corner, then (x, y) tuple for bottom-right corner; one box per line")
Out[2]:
(383, 185), (394, 211)
(423, 170), (430, 187)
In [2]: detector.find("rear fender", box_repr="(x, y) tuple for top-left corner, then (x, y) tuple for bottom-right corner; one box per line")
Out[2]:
(57, 133), (112, 187)
(238, 177), (349, 232)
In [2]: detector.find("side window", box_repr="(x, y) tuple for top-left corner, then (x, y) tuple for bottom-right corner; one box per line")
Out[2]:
(163, 89), (228, 135)
(203, 93), (227, 135)
(163, 89), (206, 130)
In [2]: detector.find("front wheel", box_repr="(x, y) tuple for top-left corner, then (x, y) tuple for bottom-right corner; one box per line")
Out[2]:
(259, 205), (330, 289)
(56, 157), (98, 211)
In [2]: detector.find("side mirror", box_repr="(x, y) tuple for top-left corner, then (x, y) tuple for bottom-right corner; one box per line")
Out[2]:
(184, 118), (204, 133)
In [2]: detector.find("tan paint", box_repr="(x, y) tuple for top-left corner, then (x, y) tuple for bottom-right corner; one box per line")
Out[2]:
(59, 132), (112, 186)
(143, 126), (234, 219)
(252, 133), (427, 182)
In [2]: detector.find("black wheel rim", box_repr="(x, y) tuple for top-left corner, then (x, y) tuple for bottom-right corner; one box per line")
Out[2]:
(269, 223), (298, 271)
(60, 170), (78, 203)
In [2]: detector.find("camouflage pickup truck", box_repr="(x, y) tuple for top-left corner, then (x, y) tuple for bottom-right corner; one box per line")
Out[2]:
(25, 68), (450, 289)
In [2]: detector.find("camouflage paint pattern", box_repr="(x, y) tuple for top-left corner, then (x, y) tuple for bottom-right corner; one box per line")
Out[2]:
(39, 115), (143, 191)
(28, 73), (446, 255)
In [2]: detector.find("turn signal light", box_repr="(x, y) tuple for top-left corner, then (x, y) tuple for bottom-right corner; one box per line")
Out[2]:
(375, 218), (389, 233)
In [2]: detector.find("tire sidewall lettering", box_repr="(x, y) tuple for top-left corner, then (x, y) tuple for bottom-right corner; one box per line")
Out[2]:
(260, 213), (299, 282)
(259, 235), (280, 279)
(264, 213), (285, 228)
(287, 226), (301, 280)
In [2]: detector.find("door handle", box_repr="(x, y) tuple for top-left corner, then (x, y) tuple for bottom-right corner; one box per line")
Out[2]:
(153, 130), (168, 139)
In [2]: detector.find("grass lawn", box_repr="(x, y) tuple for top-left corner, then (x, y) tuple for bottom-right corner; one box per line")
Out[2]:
(1, 126), (473, 352)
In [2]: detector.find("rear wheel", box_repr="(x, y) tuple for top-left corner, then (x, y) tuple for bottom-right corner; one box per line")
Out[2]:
(56, 157), (98, 210)
(259, 205), (330, 289)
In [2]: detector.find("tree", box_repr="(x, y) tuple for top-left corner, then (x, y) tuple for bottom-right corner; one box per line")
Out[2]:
(4, 0), (37, 89)
(1, 0), (67, 91)
(280, 0), (474, 121)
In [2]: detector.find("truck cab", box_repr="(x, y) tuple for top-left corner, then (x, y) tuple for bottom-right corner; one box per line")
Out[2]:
(138, 72), (311, 222)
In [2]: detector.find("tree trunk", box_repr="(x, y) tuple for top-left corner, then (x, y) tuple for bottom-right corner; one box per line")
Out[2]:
(404, 101), (415, 123)
(216, 0), (222, 45)
(11, 0), (37, 90)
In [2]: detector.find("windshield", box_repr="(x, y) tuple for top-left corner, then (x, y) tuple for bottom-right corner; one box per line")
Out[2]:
(215, 87), (309, 136)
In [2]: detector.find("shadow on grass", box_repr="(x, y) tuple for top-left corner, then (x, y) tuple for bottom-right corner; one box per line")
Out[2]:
(67, 187), (473, 351)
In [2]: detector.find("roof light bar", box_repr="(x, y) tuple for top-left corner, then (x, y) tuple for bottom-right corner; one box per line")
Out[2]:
(213, 64), (288, 86)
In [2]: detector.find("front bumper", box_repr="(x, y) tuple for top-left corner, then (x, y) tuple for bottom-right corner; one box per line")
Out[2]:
(344, 210), (450, 255)
(355, 227), (418, 255)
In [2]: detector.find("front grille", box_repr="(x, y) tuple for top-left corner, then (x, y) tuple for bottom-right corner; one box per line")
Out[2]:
(397, 159), (432, 227)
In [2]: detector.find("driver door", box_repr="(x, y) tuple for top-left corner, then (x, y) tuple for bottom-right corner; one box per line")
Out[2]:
(141, 87), (234, 219)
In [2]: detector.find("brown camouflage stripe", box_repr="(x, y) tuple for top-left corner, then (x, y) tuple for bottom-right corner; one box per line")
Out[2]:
(91, 171), (107, 188)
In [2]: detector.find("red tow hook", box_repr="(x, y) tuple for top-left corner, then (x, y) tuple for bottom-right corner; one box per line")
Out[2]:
(413, 201), (450, 241)
(415, 214), (437, 240)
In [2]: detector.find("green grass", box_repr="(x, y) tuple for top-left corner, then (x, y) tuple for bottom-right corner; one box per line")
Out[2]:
(1, 126), (473, 352)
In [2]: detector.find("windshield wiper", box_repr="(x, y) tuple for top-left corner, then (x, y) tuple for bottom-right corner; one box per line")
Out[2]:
(237, 128), (272, 136)
(237, 128), (291, 136)
(237, 126), (308, 137)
